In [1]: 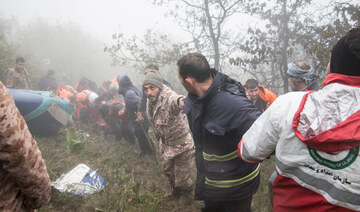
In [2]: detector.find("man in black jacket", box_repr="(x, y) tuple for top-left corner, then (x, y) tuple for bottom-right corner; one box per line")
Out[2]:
(177, 53), (261, 212)
(117, 75), (152, 156)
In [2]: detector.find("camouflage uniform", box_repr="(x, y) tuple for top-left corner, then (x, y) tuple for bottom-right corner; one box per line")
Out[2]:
(0, 81), (51, 211)
(4, 68), (31, 89)
(146, 85), (194, 195)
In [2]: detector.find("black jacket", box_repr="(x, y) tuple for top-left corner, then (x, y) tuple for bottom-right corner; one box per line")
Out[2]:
(183, 71), (261, 201)
(305, 81), (322, 91)
(38, 75), (57, 91)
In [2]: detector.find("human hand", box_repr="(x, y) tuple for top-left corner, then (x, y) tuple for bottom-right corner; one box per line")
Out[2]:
(136, 111), (144, 123)
(179, 97), (185, 110)
(118, 109), (125, 117)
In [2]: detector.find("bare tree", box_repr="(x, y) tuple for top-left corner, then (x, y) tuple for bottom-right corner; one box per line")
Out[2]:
(232, 0), (359, 93)
(0, 16), (16, 82)
(104, 29), (192, 71)
(154, 0), (245, 71)
(300, 0), (359, 80)
(231, 0), (314, 93)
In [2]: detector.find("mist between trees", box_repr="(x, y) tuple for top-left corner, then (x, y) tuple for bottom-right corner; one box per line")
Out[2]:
(0, 0), (358, 95)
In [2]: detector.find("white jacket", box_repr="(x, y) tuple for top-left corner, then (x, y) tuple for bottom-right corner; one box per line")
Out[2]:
(239, 73), (360, 211)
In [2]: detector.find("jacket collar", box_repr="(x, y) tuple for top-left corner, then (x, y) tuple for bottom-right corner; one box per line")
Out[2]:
(323, 73), (360, 88)
(183, 72), (221, 117)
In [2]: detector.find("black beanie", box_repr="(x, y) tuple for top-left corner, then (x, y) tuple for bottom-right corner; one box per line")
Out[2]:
(330, 28), (360, 76)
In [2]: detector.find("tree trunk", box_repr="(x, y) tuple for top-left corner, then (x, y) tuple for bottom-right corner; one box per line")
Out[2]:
(204, 0), (220, 70)
(280, 0), (289, 93)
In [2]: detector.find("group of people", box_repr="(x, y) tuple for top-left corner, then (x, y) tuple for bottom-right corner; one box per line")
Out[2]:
(1, 27), (359, 211)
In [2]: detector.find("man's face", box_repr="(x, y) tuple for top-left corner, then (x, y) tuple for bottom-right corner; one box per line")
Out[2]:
(177, 67), (196, 94)
(15, 62), (25, 72)
(143, 84), (161, 103)
(247, 87), (259, 102)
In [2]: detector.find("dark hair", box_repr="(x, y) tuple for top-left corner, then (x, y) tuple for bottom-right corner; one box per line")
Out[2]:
(99, 104), (110, 117)
(47, 69), (55, 76)
(244, 79), (259, 89)
(145, 64), (159, 71)
(330, 27), (360, 76)
(15, 57), (25, 64)
(177, 53), (211, 83)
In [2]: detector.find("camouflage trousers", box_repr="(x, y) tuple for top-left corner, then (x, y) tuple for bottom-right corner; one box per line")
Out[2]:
(163, 149), (194, 192)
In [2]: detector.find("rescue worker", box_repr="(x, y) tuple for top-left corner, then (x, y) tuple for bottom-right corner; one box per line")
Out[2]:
(0, 81), (51, 211)
(99, 102), (135, 143)
(117, 75), (152, 156)
(96, 83), (119, 104)
(77, 90), (101, 123)
(244, 79), (277, 112)
(238, 28), (360, 211)
(177, 53), (261, 211)
(4, 57), (31, 89)
(142, 71), (194, 203)
(137, 64), (172, 123)
(287, 61), (321, 91)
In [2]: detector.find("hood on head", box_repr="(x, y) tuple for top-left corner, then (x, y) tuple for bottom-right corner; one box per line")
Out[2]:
(117, 75), (133, 94)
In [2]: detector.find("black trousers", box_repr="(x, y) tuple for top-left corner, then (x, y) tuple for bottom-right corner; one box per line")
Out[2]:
(132, 120), (152, 154)
(202, 196), (253, 212)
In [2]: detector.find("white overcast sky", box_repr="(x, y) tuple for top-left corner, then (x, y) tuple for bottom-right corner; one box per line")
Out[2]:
(0, 0), (190, 43)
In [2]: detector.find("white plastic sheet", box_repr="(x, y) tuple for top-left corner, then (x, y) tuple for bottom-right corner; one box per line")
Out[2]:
(52, 163), (107, 195)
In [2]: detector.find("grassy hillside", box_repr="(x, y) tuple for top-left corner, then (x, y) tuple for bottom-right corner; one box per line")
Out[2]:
(36, 124), (274, 212)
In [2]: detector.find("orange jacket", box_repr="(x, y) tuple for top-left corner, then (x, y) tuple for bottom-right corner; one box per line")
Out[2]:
(58, 87), (73, 99)
(258, 85), (277, 109)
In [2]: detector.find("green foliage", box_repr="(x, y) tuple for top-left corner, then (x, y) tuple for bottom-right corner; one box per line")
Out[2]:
(66, 127), (85, 153)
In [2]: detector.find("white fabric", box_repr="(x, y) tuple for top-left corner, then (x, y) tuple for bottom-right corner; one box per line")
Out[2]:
(240, 83), (360, 210)
(82, 89), (99, 107)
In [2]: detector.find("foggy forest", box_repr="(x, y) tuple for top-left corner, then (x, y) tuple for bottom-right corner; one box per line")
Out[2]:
(0, 0), (359, 211)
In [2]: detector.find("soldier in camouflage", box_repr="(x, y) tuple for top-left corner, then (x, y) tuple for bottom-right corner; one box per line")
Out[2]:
(0, 81), (51, 211)
(4, 57), (31, 89)
(142, 71), (194, 203)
